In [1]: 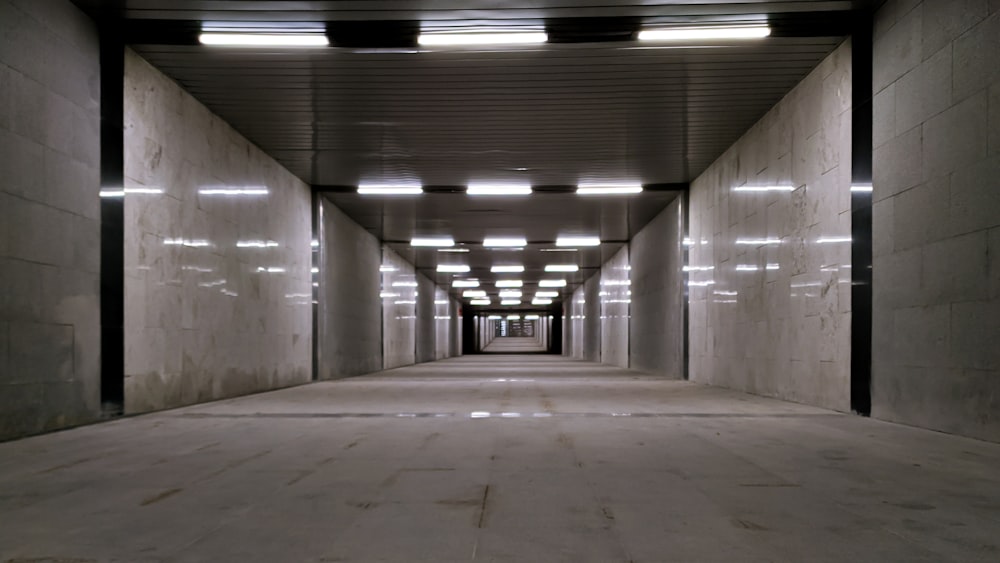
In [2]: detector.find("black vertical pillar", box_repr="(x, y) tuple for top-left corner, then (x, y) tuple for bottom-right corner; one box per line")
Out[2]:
(551, 313), (562, 355)
(99, 26), (124, 416)
(462, 310), (477, 354)
(850, 19), (874, 416)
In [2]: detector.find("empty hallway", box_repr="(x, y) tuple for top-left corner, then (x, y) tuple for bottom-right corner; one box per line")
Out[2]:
(2, 355), (999, 562)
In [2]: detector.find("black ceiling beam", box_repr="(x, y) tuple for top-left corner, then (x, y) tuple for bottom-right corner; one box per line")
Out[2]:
(108, 12), (860, 47)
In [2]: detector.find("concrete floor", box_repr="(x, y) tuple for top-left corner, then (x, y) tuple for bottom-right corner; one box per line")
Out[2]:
(1, 356), (999, 562)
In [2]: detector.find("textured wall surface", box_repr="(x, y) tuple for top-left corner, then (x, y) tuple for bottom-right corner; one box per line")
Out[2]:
(569, 286), (586, 359)
(0, 0), (101, 440)
(318, 199), (382, 379)
(629, 198), (685, 377)
(122, 50), (312, 413)
(688, 41), (854, 411)
(871, 0), (1000, 441)
(600, 245), (630, 368)
(381, 246), (417, 370)
(583, 275), (602, 363)
(434, 288), (450, 360)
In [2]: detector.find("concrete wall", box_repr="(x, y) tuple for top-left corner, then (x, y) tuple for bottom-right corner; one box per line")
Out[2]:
(688, 41), (854, 411)
(318, 199), (382, 379)
(0, 0), (101, 440)
(122, 50), (312, 413)
(600, 245), (630, 368)
(583, 275), (601, 362)
(871, 0), (1000, 441)
(433, 288), (450, 360)
(381, 246), (417, 369)
(415, 273), (436, 363)
(629, 198), (685, 377)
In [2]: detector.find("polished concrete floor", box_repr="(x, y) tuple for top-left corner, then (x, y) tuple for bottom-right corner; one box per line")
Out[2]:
(2, 356), (999, 562)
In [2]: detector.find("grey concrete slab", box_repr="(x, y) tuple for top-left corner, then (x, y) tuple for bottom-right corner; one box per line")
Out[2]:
(1, 355), (999, 562)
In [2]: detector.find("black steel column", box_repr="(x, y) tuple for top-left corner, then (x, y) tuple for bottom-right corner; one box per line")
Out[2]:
(99, 26), (124, 416)
(850, 19), (874, 416)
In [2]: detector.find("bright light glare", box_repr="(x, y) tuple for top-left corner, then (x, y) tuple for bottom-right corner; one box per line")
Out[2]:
(463, 290), (487, 298)
(470, 299), (491, 305)
(638, 25), (771, 42)
(467, 185), (532, 196)
(452, 280), (480, 288)
(199, 33), (329, 47)
(411, 237), (455, 247)
(358, 184), (423, 195)
(556, 236), (600, 247)
(418, 32), (547, 46)
(544, 264), (579, 272)
(507, 315), (521, 320)
(491, 265), (525, 273)
(576, 184), (643, 195)
(495, 280), (523, 288)
(437, 264), (470, 273)
(539, 279), (567, 287)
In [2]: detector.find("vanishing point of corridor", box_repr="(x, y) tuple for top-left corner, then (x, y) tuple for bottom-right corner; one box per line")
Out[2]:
(2, 356), (998, 562)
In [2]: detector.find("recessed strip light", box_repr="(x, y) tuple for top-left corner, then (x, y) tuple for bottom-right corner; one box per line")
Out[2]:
(491, 265), (525, 273)
(438, 248), (470, 253)
(637, 25), (771, 42)
(576, 184), (643, 195)
(418, 31), (548, 47)
(452, 280), (480, 288)
(358, 184), (424, 195)
(499, 290), (523, 298)
(437, 265), (470, 273)
(470, 299), (491, 305)
(540, 248), (578, 252)
(199, 33), (330, 47)
(535, 291), (559, 298)
(463, 290), (487, 298)
(495, 280), (523, 288)
(539, 279), (567, 287)
(507, 314), (521, 320)
(484, 238), (527, 248)
(501, 299), (522, 306)
(411, 237), (455, 247)
(524, 314), (540, 320)
(556, 236), (600, 247)
(532, 298), (553, 305)
(544, 264), (579, 272)
(467, 185), (532, 196)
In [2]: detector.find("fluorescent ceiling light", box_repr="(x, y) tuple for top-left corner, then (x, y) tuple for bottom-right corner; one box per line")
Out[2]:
(199, 33), (330, 47)
(411, 237), (455, 247)
(491, 265), (525, 273)
(556, 236), (600, 247)
(638, 25), (771, 42)
(507, 315), (521, 320)
(487, 315), (503, 320)
(501, 299), (522, 306)
(545, 264), (579, 272)
(438, 248), (470, 253)
(484, 238), (527, 248)
(539, 279), (567, 287)
(452, 280), (480, 288)
(391, 281), (417, 287)
(437, 264), (470, 273)
(418, 32), (547, 47)
(467, 185), (532, 196)
(576, 184), (643, 195)
(470, 299), (491, 305)
(358, 184), (423, 195)
(532, 298), (553, 305)
(495, 280), (523, 288)
(463, 290), (487, 298)
(499, 290), (523, 298)
(535, 291), (559, 298)
(540, 248), (577, 252)
(851, 184), (874, 192)
(524, 314), (540, 320)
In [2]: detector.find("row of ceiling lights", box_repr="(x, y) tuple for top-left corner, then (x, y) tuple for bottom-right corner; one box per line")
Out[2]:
(358, 184), (644, 196)
(198, 25), (771, 47)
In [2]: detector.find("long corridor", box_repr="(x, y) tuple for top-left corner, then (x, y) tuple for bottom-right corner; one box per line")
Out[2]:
(1, 356), (999, 562)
